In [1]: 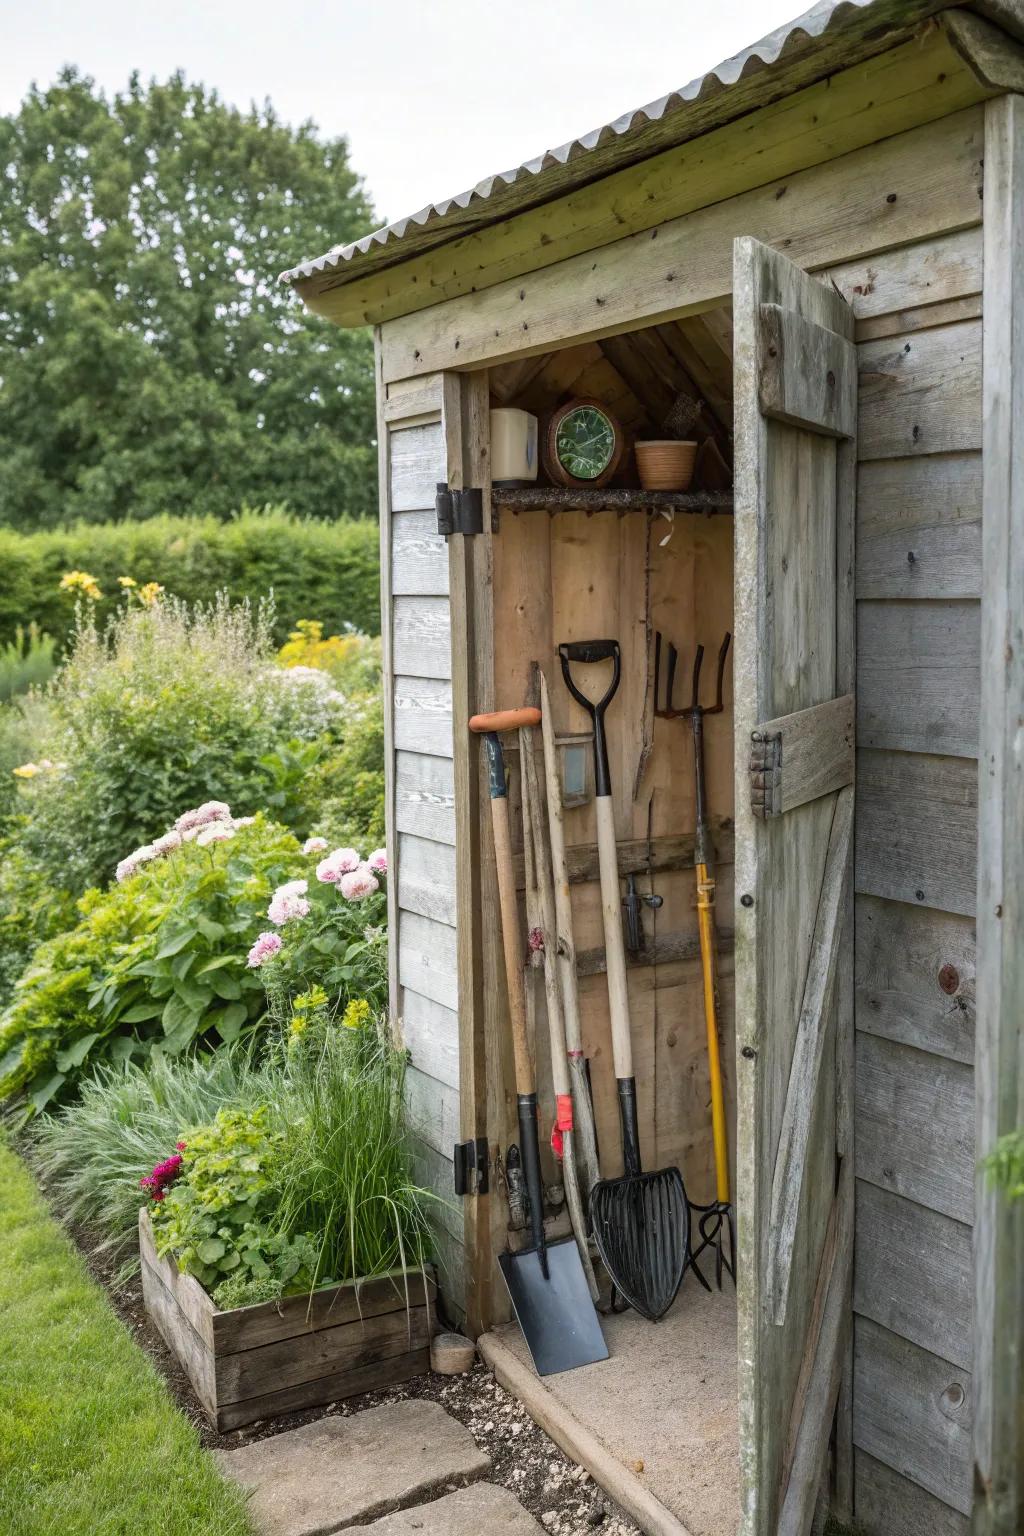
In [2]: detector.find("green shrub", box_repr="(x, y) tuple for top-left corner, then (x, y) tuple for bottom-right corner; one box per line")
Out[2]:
(0, 815), (305, 1113)
(0, 509), (380, 650)
(307, 692), (386, 851)
(0, 624), (57, 701)
(17, 595), (343, 894)
(983, 1131), (1024, 1201)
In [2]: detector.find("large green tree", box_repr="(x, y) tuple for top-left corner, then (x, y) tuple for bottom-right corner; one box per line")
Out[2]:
(0, 70), (377, 529)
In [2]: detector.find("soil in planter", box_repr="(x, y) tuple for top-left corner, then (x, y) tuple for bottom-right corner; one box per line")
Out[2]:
(64, 1213), (640, 1536)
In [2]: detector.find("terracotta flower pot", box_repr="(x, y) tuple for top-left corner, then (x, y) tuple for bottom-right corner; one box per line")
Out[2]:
(635, 440), (698, 492)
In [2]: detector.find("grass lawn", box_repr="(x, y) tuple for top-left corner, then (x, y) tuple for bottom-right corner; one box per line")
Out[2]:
(0, 1139), (253, 1536)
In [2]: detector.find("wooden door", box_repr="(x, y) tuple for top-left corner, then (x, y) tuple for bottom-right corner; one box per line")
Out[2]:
(732, 237), (857, 1536)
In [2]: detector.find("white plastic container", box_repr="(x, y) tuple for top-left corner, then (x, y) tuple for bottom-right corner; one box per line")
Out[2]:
(490, 408), (538, 484)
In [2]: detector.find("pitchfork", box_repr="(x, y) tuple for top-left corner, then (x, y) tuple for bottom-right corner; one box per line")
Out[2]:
(654, 629), (736, 1290)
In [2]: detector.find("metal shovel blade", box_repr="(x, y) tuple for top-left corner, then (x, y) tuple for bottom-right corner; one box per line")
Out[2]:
(498, 1238), (609, 1375)
(591, 1167), (689, 1322)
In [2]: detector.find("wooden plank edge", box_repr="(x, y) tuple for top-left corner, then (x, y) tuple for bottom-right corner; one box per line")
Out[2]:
(212, 1268), (437, 1354)
(477, 1330), (697, 1536)
(215, 1347), (432, 1432)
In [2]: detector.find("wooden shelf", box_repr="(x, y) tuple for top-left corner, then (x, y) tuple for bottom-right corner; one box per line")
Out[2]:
(491, 486), (733, 514)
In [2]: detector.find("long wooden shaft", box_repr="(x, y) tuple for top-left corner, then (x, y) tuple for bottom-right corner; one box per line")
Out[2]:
(521, 726), (599, 1302)
(697, 864), (730, 1203)
(489, 792), (533, 1095)
(538, 669), (601, 1196)
(595, 794), (633, 1080)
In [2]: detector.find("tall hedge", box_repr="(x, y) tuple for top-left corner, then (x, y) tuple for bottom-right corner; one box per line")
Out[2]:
(0, 510), (380, 647)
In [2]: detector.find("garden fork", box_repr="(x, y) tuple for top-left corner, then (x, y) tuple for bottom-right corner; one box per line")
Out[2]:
(654, 629), (735, 1289)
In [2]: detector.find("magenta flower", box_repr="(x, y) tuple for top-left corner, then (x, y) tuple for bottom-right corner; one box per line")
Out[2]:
(339, 863), (379, 902)
(267, 879), (310, 925)
(366, 848), (388, 876)
(140, 1151), (184, 1203)
(247, 930), (283, 967)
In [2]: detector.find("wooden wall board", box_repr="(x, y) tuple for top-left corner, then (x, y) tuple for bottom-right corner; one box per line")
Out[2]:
(394, 749), (456, 845)
(393, 675), (453, 758)
(398, 909), (459, 1013)
(391, 595), (452, 680)
(396, 832), (457, 927)
(856, 598), (980, 757)
(391, 509), (450, 595)
(400, 989), (460, 1091)
(853, 1315), (972, 1517)
(855, 749), (978, 916)
(853, 1449), (970, 1536)
(856, 452), (982, 600)
(855, 1032), (975, 1225)
(405, 1062), (461, 1157)
(379, 108), (984, 381)
(858, 318), (982, 462)
(827, 226), (982, 322)
(389, 422), (444, 510)
(854, 894), (975, 1067)
(854, 1181), (973, 1370)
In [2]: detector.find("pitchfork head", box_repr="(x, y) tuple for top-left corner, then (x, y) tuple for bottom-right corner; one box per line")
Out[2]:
(654, 630), (731, 719)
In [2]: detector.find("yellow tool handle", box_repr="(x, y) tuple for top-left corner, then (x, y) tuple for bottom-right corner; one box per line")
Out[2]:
(697, 864), (730, 1205)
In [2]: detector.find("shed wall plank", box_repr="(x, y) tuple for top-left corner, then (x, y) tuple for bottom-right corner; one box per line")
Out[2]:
(390, 422), (444, 512)
(392, 596), (452, 680)
(395, 751), (456, 846)
(857, 319), (981, 461)
(854, 1181), (973, 1370)
(400, 989), (460, 1092)
(393, 675), (453, 757)
(855, 1032), (975, 1225)
(853, 1449), (970, 1535)
(396, 832), (457, 927)
(854, 894), (975, 1066)
(856, 598), (980, 757)
(856, 453), (982, 600)
(855, 749), (977, 916)
(405, 1063), (460, 1159)
(398, 909), (459, 1012)
(853, 1316), (972, 1517)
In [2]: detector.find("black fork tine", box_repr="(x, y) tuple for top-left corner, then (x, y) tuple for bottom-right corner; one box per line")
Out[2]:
(654, 631), (663, 715)
(690, 644), (704, 712)
(710, 632), (731, 714)
(666, 642), (678, 715)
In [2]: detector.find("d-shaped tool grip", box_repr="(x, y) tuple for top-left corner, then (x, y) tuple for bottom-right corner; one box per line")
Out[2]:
(558, 640), (620, 799)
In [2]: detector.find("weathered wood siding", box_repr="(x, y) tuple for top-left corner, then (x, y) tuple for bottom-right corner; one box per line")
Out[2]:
(384, 415), (464, 1314)
(830, 218), (982, 1529)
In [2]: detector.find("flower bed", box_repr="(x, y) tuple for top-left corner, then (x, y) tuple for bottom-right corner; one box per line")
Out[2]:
(139, 1208), (436, 1430)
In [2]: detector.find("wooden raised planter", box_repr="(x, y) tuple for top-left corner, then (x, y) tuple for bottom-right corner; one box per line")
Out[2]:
(139, 1209), (436, 1430)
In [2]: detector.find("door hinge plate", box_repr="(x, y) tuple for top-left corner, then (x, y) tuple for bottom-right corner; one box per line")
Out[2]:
(453, 1137), (489, 1196)
(749, 730), (783, 818)
(436, 483), (484, 537)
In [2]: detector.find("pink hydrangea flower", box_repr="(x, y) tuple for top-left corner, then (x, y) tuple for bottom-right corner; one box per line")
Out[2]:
(151, 829), (183, 857)
(247, 931), (283, 967)
(315, 847), (361, 884)
(115, 844), (157, 882)
(174, 800), (232, 834)
(267, 879), (310, 925)
(303, 836), (328, 855)
(196, 823), (235, 847)
(366, 848), (388, 875)
(340, 863), (379, 902)
(232, 816), (256, 829)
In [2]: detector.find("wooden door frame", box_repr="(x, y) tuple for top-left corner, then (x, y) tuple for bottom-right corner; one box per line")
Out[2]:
(974, 91), (1024, 1536)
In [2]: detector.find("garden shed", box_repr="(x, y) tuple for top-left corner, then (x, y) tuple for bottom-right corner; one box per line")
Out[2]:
(282, 2), (1024, 1532)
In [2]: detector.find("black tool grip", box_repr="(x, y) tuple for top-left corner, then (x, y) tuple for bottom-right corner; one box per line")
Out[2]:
(517, 1093), (549, 1279)
(558, 640), (621, 799)
(560, 639), (619, 665)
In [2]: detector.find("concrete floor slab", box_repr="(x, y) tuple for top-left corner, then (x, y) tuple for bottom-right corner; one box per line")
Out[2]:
(347, 1483), (544, 1533)
(216, 1399), (491, 1536)
(482, 1282), (739, 1536)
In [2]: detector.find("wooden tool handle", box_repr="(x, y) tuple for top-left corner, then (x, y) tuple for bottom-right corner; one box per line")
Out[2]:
(595, 794), (633, 1080)
(469, 706), (541, 734)
(489, 794), (534, 1095)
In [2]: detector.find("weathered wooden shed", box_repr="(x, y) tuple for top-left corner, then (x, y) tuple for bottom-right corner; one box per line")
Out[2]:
(283, 3), (1024, 1531)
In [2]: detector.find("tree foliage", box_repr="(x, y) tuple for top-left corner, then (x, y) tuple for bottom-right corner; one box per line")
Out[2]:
(0, 70), (377, 529)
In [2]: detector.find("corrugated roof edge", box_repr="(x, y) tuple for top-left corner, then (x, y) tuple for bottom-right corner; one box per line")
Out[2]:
(280, 0), (1023, 289)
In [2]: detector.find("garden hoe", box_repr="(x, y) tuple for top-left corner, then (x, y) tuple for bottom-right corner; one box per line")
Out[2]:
(653, 630), (736, 1288)
(468, 706), (607, 1375)
(558, 641), (691, 1322)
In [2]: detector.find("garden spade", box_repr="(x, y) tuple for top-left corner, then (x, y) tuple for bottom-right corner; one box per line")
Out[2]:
(558, 641), (691, 1322)
(468, 706), (607, 1375)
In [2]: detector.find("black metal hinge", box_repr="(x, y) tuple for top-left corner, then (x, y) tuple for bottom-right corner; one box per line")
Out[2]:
(453, 1137), (489, 1196)
(436, 482), (484, 537)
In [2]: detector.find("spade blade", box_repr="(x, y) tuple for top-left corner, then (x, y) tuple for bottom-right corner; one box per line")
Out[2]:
(498, 1238), (608, 1375)
(590, 1166), (689, 1321)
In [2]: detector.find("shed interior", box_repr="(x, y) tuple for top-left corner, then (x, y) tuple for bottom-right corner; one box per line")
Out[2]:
(482, 309), (743, 1536)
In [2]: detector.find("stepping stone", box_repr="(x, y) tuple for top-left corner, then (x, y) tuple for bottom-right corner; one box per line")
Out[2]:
(349, 1484), (545, 1533)
(216, 1400), (491, 1536)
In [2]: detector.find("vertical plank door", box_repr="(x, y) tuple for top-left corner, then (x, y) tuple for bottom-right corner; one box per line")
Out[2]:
(732, 236), (857, 1536)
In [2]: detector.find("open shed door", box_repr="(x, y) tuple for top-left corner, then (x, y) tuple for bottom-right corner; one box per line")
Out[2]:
(732, 237), (857, 1536)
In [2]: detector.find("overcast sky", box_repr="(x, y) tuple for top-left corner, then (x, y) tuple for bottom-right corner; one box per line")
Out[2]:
(2, 0), (801, 229)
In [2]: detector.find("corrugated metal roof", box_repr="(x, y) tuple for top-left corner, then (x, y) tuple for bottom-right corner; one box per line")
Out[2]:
(279, 0), (1008, 291)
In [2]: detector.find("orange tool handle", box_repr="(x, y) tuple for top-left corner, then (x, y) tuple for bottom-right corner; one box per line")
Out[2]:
(469, 707), (541, 734)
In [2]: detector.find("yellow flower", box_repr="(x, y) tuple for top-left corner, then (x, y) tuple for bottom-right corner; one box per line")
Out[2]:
(138, 581), (164, 607)
(342, 998), (372, 1031)
(59, 570), (102, 601)
(13, 762), (39, 779)
(293, 986), (328, 1014)
(117, 575), (136, 589)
